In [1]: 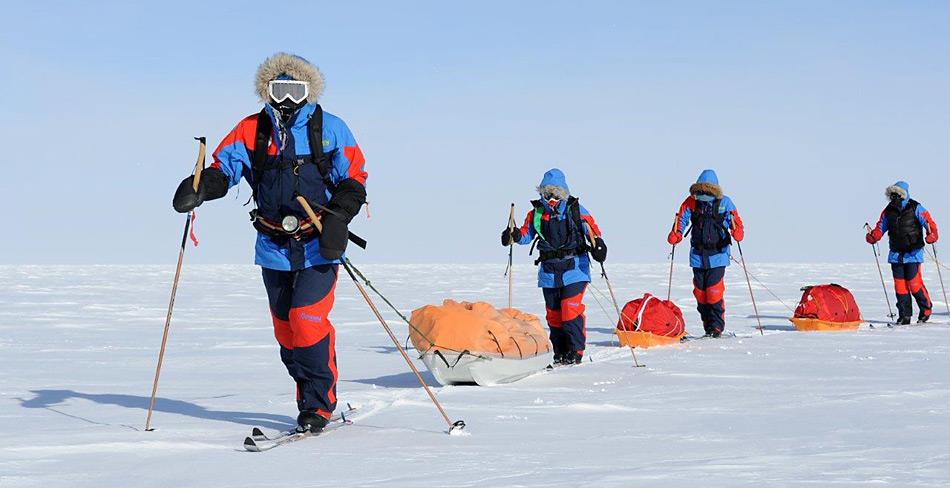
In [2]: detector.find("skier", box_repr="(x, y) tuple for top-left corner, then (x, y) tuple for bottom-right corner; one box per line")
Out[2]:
(502, 168), (607, 365)
(667, 169), (744, 338)
(865, 181), (939, 324)
(172, 53), (368, 433)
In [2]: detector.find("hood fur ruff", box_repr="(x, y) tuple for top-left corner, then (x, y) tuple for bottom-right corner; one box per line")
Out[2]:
(255, 52), (324, 104)
(536, 185), (570, 201)
(885, 184), (908, 201)
(689, 182), (723, 199)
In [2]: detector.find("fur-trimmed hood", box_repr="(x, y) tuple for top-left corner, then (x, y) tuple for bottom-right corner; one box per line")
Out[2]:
(536, 168), (570, 200)
(885, 181), (910, 201)
(255, 52), (325, 104)
(689, 169), (723, 199)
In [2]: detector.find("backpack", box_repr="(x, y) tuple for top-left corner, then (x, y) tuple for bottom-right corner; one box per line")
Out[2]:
(690, 198), (731, 252)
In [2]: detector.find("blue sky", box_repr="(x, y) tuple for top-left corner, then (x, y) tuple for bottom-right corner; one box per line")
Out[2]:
(2, 1), (948, 264)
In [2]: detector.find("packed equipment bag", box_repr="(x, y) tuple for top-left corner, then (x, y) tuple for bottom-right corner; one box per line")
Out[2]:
(790, 284), (862, 331)
(408, 300), (553, 385)
(616, 293), (686, 347)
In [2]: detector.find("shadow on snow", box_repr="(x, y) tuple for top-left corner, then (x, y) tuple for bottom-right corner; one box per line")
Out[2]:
(19, 389), (295, 431)
(347, 370), (440, 389)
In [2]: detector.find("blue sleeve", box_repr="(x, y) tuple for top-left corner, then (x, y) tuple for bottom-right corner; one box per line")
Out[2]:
(916, 204), (930, 231)
(677, 207), (691, 234)
(721, 197), (736, 226)
(517, 209), (535, 245)
(211, 115), (261, 188)
(578, 204), (601, 237)
(876, 209), (888, 234)
(212, 140), (250, 188)
(323, 113), (368, 187)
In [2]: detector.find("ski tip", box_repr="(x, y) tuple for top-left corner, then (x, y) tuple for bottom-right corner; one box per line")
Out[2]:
(243, 437), (262, 452)
(448, 420), (468, 436)
(251, 427), (265, 437)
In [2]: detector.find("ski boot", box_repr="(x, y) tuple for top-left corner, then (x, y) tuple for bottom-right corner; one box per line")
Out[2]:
(896, 316), (911, 326)
(918, 313), (930, 324)
(562, 352), (583, 365)
(296, 410), (329, 434)
(711, 328), (723, 338)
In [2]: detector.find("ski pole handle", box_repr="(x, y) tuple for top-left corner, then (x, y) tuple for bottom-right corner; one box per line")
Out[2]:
(582, 221), (596, 248)
(296, 196), (324, 232)
(192, 137), (206, 192)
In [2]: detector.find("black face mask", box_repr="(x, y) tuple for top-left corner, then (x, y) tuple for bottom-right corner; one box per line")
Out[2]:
(889, 192), (903, 202)
(272, 98), (305, 123)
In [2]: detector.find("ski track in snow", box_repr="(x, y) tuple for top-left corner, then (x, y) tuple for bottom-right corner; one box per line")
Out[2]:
(1, 263), (949, 487)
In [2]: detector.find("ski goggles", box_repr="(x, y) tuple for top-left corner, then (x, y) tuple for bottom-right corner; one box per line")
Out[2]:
(268, 80), (309, 104)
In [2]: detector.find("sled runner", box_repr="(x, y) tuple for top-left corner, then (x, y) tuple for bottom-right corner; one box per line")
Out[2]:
(789, 284), (863, 331)
(616, 293), (686, 348)
(409, 300), (554, 386)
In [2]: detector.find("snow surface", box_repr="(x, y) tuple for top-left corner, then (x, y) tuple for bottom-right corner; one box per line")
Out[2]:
(2, 263), (950, 487)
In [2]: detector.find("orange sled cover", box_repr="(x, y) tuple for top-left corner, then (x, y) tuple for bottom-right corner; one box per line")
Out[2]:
(789, 284), (862, 331)
(409, 300), (552, 358)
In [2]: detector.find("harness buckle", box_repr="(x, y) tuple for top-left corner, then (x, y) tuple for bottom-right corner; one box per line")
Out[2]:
(293, 157), (306, 175)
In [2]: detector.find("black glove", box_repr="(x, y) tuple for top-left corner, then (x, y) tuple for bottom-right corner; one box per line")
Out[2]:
(501, 227), (521, 246)
(319, 178), (367, 260)
(172, 168), (229, 213)
(590, 237), (607, 263)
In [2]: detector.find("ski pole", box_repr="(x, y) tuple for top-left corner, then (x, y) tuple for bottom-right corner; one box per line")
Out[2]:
(145, 136), (205, 431)
(341, 259), (465, 434)
(865, 223), (896, 320)
(506, 203), (515, 309)
(583, 223), (645, 367)
(667, 244), (676, 302)
(296, 196), (464, 433)
(667, 215), (678, 301)
(736, 241), (764, 336)
(667, 222), (692, 301)
(931, 243), (950, 318)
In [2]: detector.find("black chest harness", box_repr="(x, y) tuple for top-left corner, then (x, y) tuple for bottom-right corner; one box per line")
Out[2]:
(886, 199), (924, 253)
(248, 105), (337, 242)
(530, 197), (590, 264)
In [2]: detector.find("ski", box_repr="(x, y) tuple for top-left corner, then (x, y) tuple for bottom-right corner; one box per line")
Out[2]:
(545, 356), (595, 370)
(680, 331), (737, 342)
(244, 405), (357, 452)
(249, 404), (357, 442)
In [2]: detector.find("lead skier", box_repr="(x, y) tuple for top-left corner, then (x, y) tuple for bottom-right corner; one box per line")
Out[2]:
(172, 52), (367, 433)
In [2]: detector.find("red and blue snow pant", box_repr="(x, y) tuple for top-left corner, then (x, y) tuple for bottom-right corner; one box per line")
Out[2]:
(542, 282), (587, 357)
(693, 266), (726, 335)
(262, 264), (339, 420)
(891, 262), (932, 320)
